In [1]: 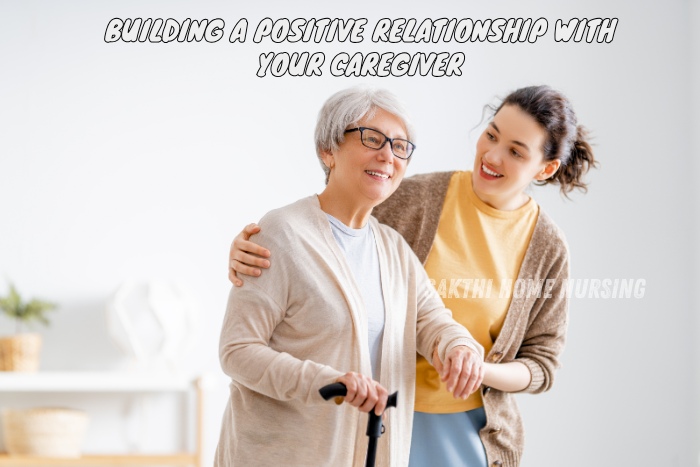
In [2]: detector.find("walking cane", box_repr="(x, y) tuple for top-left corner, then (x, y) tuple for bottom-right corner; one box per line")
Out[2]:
(320, 382), (398, 467)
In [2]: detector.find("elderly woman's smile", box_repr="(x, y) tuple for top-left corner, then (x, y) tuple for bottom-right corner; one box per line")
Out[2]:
(365, 169), (391, 180)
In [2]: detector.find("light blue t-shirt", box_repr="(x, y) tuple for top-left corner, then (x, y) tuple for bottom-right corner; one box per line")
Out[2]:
(326, 214), (386, 381)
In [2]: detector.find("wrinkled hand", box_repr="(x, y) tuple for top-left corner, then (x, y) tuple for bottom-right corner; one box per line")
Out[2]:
(228, 223), (271, 286)
(432, 345), (484, 399)
(336, 372), (388, 416)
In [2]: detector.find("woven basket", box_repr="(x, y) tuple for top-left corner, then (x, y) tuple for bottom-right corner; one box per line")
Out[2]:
(1, 407), (89, 457)
(0, 334), (42, 372)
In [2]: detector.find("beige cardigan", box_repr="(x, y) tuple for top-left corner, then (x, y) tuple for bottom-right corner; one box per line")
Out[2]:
(215, 195), (481, 467)
(373, 172), (570, 467)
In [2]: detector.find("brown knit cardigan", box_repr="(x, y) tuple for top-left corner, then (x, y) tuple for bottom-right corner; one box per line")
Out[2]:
(372, 171), (570, 467)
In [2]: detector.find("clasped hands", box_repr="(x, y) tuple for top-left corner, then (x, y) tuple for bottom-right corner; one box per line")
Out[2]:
(432, 345), (484, 399)
(337, 345), (483, 416)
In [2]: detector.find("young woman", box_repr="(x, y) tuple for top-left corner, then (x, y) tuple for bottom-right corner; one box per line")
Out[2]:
(229, 85), (597, 467)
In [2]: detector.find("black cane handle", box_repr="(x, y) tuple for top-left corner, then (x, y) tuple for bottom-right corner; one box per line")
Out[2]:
(319, 382), (348, 400)
(319, 383), (398, 409)
(386, 391), (398, 409)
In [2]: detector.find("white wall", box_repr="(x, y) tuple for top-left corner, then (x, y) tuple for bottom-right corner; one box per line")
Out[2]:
(692, 0), (700, 465)
(0, 1), (696, 465)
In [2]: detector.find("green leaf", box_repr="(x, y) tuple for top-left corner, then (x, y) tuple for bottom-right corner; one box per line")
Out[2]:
(0, 284), (22, 316)
(0, 283), (57, 328)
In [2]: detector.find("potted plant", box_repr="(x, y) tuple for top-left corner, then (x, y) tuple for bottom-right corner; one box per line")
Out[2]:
(0, 283), (56, 371)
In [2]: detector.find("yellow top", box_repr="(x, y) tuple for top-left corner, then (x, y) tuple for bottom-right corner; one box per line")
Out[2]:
(414, 171), (539, 413)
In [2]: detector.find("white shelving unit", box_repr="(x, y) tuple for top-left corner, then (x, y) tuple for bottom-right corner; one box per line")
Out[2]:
(0, 372), (203, 466)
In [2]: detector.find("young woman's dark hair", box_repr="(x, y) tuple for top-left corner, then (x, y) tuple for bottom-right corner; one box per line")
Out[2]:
(497, 85), (598, 195)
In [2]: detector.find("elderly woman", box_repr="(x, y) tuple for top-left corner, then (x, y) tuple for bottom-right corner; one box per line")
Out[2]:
(214, 86), (483, 467)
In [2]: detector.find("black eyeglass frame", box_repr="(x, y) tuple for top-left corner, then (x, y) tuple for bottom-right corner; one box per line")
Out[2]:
(344, 127), (416, 160)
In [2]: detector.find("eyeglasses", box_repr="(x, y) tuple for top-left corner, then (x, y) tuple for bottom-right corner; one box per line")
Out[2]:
(344, 127), (416, 160)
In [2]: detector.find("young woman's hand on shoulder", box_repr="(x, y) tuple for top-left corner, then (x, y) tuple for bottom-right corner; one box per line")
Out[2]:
(229, 223), (271, 286)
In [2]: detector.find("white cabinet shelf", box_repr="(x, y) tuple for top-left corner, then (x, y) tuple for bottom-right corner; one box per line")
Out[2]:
(0, 371), (192, 392)
(0, 372), (203, 467)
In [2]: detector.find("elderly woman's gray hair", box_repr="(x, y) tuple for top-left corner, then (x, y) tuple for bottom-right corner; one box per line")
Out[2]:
(314, 86), (415, 184)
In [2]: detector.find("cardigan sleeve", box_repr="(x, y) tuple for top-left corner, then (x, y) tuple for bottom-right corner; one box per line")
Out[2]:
(219, 282), (344, 404)
(513, 224), (570, 394)
(219, 200), (348, 405)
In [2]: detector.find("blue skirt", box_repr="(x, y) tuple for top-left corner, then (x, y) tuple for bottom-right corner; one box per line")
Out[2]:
(409, 408), (487, 467)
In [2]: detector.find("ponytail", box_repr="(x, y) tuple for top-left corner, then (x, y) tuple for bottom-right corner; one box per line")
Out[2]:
(500, 85), (599, 198)
(541, 125), (598, 196)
